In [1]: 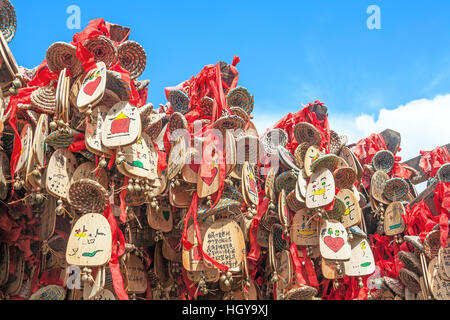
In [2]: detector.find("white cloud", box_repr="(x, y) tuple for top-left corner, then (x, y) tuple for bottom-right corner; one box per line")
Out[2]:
(254, 94), (450, 162)
(329, 94), (450, 162)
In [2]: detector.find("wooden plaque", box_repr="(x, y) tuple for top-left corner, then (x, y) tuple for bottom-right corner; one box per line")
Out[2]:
(182, 148), (200, 183)
(295, 171), (307, 201)
(371, 170), (390, 204)
(276, 250), (292, 290)
(66, 213), (112, 267)
(0, 151), (10, 200)
(319, 220), (351, 261)
(197, 144), (220, 198)
(322, 258), (345, 280)
(6, 249), (24, 296)
(0, 243), (9, 287)
(16, 123), (33, 174)
(39, 197), (57, 241)
(126, 254), (147, 294)
(440, 243), (450, 279)
(182, 222), (210, 272)
(85, 106), (113, 156)
(167, 136), (186, 180)
(429, 257), (450, 300)
(242, 161), (259, 206)
(278, 189), (290, 229)
(121, 133), (154, 179)
(306, 168), (335, 209)
(344, 237), (376, 277)
(92, 288), (116, 300)
(337, 189), (362, 228)
(265, 166), (277, 201)
(303, 145), (321, 177)
(46, 149), (77, 200)
(225, 131), (236, 174)
(102, 102), (141, 148)
(146, 203), (173, 233)
(32, 114), (48, 167)
(203, 219), (246, 269)
(186, 268), (220, 283)
(291, 208), (319, 246)
(384, 202), (406, 236)
(76, 62), (107, 109)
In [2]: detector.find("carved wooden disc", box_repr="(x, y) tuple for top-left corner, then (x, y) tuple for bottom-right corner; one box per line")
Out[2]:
(66, 213), (112, 267)
(319, 220), (351, 261)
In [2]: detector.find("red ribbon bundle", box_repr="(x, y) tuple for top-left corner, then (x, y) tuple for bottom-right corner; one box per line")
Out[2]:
(419, 146), (450, 179)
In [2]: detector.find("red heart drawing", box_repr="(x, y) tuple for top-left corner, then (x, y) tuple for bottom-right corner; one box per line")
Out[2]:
(324, 236), (344, 253)
(83, 76), (102, 96)
(201, 167), (218, 186)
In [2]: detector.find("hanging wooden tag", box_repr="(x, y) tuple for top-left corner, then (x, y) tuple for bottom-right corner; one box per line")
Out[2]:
(344, 237), (376, 277)
(32, 114), (48, 167)
(203, 219), (246, 269)
(6, 249), (24, 297)
(169, 180), (194, 208)
(278, 145), (300, 171)
(187, 268), (220, 283)
(291, 208), (319, 246)
(146, 203), (173, 233)
(83, 266), (105, 300)
(384, 202), (406, 236)
(66, 213), (112, 267)
(257, 227), (270, 248)
(295, 171), (307, 202)
(63, 74), (71, 122)
(16, 123), (33, 174)
(265, 166), (277, 201)
(0, 243), (9, 287)
(46, 149), (77, 200)
(55, 68), (66, 118)
(429, 257), (450, 300)
(322, 258), (346, 280)
(39, 197), (56, 242)
(242, 161), (258, 206)
(0, 151), (10, 201)
(162, 237), (182, 263)
(85, 106), (114, 156)
(371, 170), (390, 204)
(319, 220), (351, 261)
(276, 250), (292, 290)
(102, 102), (141, 148)
(121, 133), (154, 179)
(25, 148), (43, 190)
(306, 168), (335, 209)
(76, 62), (107, 109)
(91, 288), (116, 300)
(182, 148), (200, 183)
(225, 131), (236, 174)
(182, 222), (210, 272)
(197, 143), (220, 198)
(303, 145), (321, 178)
(167, 136), (186, 181)
(278, 189), (290, 230)
(337, 189), (362, 228)
(439, 242), (450, 279)
(126, 254), (147, 294)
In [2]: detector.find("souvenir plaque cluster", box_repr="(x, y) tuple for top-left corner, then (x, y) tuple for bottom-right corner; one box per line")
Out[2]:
(0, 3), (449, 300)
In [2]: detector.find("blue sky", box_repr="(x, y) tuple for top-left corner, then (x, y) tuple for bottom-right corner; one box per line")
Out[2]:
(9, 0), (450, 150)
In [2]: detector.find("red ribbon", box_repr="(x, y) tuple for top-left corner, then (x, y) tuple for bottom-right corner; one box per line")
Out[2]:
(434, 182), (450, 248)
(420, 147), (450, 179)
(103, 204), (128, 300)
(181, 193), (229, 271)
